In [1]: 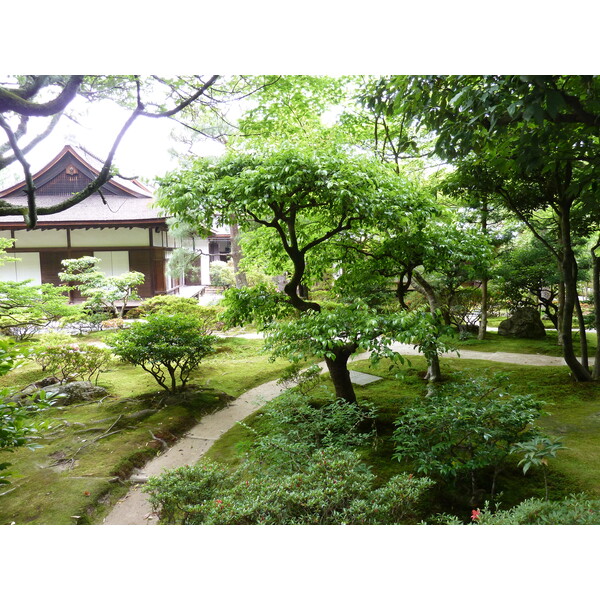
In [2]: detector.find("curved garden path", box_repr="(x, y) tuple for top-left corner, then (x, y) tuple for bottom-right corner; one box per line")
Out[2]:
(102, 342), (590, 525)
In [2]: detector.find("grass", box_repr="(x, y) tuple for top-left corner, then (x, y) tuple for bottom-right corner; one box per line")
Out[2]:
(0, 334), (289, 524)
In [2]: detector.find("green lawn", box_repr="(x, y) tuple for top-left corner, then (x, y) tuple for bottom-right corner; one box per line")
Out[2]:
(0, 335), (289, 525)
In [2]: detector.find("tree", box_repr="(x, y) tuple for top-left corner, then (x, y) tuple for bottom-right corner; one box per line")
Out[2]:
(109, 313), (216, 392)
(0, 75), (281, 228)
(58, 256), (144, 318)
(368, 75), (600, 381)
(0, 339), (51, 485)
(494, 235), (565, 327)
(0, 239), (77, 339)
(157, 144), (425, 403)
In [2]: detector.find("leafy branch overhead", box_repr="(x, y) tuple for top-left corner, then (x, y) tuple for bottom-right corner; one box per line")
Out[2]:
(0, 75), (279, 228)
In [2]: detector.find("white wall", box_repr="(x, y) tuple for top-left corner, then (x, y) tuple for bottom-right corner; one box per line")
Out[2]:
(71, 228), (149, 248)
(94, 251), (130, 276)
(13, 229), (67, 248)
(0, 252), (41, 285)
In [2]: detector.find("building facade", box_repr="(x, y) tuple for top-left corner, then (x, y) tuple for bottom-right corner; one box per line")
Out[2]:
(0, 145), (230, 299)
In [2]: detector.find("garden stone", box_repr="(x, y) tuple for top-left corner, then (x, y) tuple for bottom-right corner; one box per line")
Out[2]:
(41, 381), (108, 406)
(498, 307), (546, 339)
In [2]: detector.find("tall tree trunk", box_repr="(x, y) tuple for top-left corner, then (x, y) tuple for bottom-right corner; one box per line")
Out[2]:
(574, 295), (589, 371)
(557, 280), (565, 346)
(478, 277), (489, 340)
(324, 345), (358, 404)
(478, 199), (489, 340)
(592, 239), (600, 380)
(229, 221), (248, 288)
(559, 207), (592, 381)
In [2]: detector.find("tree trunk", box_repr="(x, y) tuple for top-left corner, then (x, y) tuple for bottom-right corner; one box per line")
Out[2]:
(478, 277), (489, 340)
(559, 208), (592, 382)
(592, 240), (600, 380)
(229, 222), (248, 288)
(324, 346), (357, 404)
(412, 272), (446, 380)
(477, 199), (489, 340)
(425, 353), (442, 382)
(574, 295), (589, 371)
(557, 280), (565, 346)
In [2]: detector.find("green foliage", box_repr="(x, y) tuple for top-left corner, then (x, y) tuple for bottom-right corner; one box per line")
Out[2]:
(242, 391), (378, 470)
(511, 434), (565, 500)
(208, 260), (235, 287)
(263, 302), (451, 366)
(59, 256), (144, 319)
(146, 450), (433, 525)
(109, 313), (216, 392)
(130, 294), (199, 316)
(0, 339), (51, 484)
(145, 389), (433, 524)
(129, 295), (224, 331)
(511, 435), (565, 476)
(472, 494), (600, 525)
(221, 283), (293, 328)
(0, 280), (77, 341)
(31, 333), (112, 384)
(58, 304), (107, 334)
(166, 247), (201, 284)
(392, 376), (545, 496)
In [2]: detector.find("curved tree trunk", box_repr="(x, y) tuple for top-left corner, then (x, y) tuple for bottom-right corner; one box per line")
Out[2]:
(324, 345), (358, 404)
(559, 208), (592, 382)
(410, 272), (444, 382)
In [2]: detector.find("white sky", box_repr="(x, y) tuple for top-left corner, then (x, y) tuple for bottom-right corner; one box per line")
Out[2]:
(3, 94), (227, 188)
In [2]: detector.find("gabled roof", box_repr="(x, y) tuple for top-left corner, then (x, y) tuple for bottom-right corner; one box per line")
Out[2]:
(0, 145), (166, 229)
(0, 145), (152, 199)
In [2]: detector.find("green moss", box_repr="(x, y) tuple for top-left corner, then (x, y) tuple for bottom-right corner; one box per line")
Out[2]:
(454, 330), (597, 357)
(0, 336), (289, 524)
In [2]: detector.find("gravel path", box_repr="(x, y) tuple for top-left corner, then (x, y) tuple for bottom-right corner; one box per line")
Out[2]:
(102, 343), (588, 525)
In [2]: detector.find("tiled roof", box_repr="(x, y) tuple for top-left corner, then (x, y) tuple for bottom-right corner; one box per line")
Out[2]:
(0, 194), (166, 227)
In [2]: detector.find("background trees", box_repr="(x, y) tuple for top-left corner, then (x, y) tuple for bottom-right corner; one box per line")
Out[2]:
(366, 75), (600, 381)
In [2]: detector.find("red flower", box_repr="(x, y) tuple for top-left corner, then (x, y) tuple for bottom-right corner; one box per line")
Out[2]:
(83, 491), (91, 497)
(471, 509), (481, 521)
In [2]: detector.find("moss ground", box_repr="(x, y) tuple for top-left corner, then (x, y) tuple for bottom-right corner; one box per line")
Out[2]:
(453, 330), (597, 357)
(0, 335), (289, 525)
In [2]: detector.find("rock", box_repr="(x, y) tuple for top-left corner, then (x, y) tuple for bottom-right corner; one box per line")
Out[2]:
(42, 381), (108, 406)
(498, 307), (546, 339)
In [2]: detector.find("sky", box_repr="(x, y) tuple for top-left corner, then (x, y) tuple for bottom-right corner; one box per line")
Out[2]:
(1, 91), (228, 189)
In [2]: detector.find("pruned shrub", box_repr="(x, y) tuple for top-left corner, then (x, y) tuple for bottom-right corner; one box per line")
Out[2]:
(31, 334), (112, 384)
(127, 296), (225, 331)
(109, 313), (216, 392)
(144, 390), (433, 524)
(393, 376), (545, 501)
(471, 495), (600, 525)
(145, 449), (434, 525)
